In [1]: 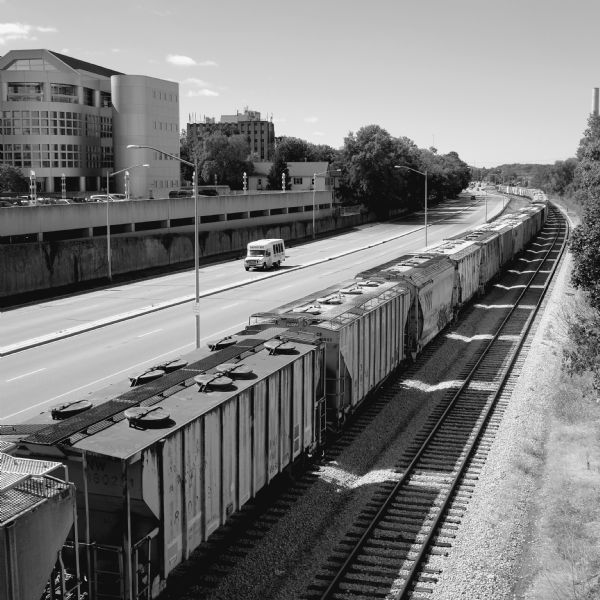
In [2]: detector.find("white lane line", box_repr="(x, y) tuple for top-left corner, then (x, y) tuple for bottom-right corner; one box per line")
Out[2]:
(1, 344), (194, 420)
(6, 367), (47, 382)
(137, 328), (163, 338)
(0, 322), (246, 421)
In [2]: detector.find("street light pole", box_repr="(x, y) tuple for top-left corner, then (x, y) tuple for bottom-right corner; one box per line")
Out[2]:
(127, 144), (201, 349)
(484, 190), (488, 221)
(395, 165), (428, 248)
(105, 163), (149, 281)
(312, 169), (341, 240)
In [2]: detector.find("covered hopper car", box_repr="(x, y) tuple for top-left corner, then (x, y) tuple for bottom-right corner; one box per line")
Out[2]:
(250, 278), (411, 428)
(356, 254), (456, 356)
(2, 327), (325, 599)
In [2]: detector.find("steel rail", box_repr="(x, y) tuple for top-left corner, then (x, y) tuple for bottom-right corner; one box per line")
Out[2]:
(318, 206), (569, 599)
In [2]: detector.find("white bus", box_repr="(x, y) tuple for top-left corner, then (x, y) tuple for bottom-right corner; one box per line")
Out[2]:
(244, 239), (286, 271)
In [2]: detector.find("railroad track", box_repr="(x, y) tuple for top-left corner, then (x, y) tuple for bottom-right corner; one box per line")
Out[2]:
(306, 206), (568, 600)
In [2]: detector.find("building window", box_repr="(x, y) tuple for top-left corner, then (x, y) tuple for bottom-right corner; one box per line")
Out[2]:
(293, 177), (302, 185)
(0, 143), (82, 168)
(4, 58), (57, 71)
(51, 84), (78, 104)
(7, 82), (43, 102)
(100, 91), (112, 108)
(83, 87), (95, 106)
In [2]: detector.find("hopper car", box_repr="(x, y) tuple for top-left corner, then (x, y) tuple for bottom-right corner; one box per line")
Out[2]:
(0, 452), (76, 600)
(0, 196), (548, 600)
(250, 278), (411, 428)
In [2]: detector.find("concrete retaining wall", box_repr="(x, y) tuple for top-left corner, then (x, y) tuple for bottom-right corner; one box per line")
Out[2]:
(0, 213), (370, 299)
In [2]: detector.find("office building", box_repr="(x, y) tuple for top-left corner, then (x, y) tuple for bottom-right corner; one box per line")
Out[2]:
(188, 108), (275, 160)
(0, 49), (179, 198)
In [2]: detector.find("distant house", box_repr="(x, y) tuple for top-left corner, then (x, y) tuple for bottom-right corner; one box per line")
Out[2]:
(248, 162), (338, 191)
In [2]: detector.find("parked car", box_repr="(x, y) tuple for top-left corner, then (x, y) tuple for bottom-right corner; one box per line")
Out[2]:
(88, 194), (128, 202)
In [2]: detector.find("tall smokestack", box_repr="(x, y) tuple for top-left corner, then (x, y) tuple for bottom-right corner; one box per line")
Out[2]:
(592, 88), (599, 116)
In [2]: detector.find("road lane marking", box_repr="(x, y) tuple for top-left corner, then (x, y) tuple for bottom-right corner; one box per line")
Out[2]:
(6, 367), (47, 382)
(0, 323), (246, 421)
(137, 328), (163, 338)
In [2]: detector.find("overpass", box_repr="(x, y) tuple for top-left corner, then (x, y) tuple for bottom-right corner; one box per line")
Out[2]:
(0, 190), (337, 243)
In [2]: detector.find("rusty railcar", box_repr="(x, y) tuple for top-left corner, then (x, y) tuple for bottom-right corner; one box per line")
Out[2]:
(3, 327), (325, 599)
(426, 238), (482, 310)
(356, 254), (456, 357)
(0, 452), (76, 600)
(249, 279), (411, 427)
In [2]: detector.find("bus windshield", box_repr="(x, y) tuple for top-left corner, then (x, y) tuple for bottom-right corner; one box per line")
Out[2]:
(248, 249), (265, 256)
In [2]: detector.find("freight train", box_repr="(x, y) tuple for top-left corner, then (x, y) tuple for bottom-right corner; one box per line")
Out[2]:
(0, 198), (548, 600)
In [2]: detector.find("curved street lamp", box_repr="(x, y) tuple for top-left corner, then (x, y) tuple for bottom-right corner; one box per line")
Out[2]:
(395, 165), (428, 248)
(312, 169), (341, 240)
(105, 163), (149, 282)
(127, 144), (201, 349)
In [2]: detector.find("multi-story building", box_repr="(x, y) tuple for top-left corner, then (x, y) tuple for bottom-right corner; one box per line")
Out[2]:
(188, 108), (275, 160)
(0, 49), (179, 198)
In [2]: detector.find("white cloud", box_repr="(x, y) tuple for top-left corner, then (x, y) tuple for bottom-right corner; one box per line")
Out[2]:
(187, 89), (219, 97)
(167, 54), (196, 66)
(304, 116), (319, 123)
(313, 131), (325, 136)
(166, 54), (217, 67)
(0, 22), (57, 44)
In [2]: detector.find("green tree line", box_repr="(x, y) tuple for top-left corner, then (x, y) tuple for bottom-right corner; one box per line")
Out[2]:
(560, 115), (600, 391)
(181, 124), (470, 217)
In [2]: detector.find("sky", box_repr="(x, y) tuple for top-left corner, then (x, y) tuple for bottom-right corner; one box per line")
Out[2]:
(0, 0), (599, 167)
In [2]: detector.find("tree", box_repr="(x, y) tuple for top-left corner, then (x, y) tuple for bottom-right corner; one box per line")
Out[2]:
(569, 113), (600, 309)
(574, 114), (600, 194)
(0, 164), (28, 194)
(197, 132), (254, 190)
(274, 137), (313, 162)
(273, 137), (341, 165)
(179, 129), (195, 184)
(267, 155), (289, 190)
(339, 125), (418, 216)
(570, 197), (600, 310)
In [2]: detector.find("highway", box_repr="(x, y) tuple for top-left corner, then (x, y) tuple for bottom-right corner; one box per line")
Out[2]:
(0, 192), (506, 423)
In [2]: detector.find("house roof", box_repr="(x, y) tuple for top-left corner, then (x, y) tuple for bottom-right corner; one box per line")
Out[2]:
(49, 51), (123, 78)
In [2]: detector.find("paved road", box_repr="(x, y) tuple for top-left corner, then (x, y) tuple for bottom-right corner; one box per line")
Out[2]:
(0, 193), (506, 423)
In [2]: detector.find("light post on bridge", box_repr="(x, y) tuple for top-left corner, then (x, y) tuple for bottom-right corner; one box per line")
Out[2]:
(312, 169), (341, 240)
(395, 165), (428, 248)
(105, 163), (149, 282)
(127, 144), (201, 349)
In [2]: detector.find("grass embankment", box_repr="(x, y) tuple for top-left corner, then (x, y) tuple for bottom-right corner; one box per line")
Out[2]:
(517, 195), (600, 600)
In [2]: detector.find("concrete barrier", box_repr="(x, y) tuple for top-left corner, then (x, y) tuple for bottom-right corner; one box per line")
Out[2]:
(0, 212), (369, 299)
